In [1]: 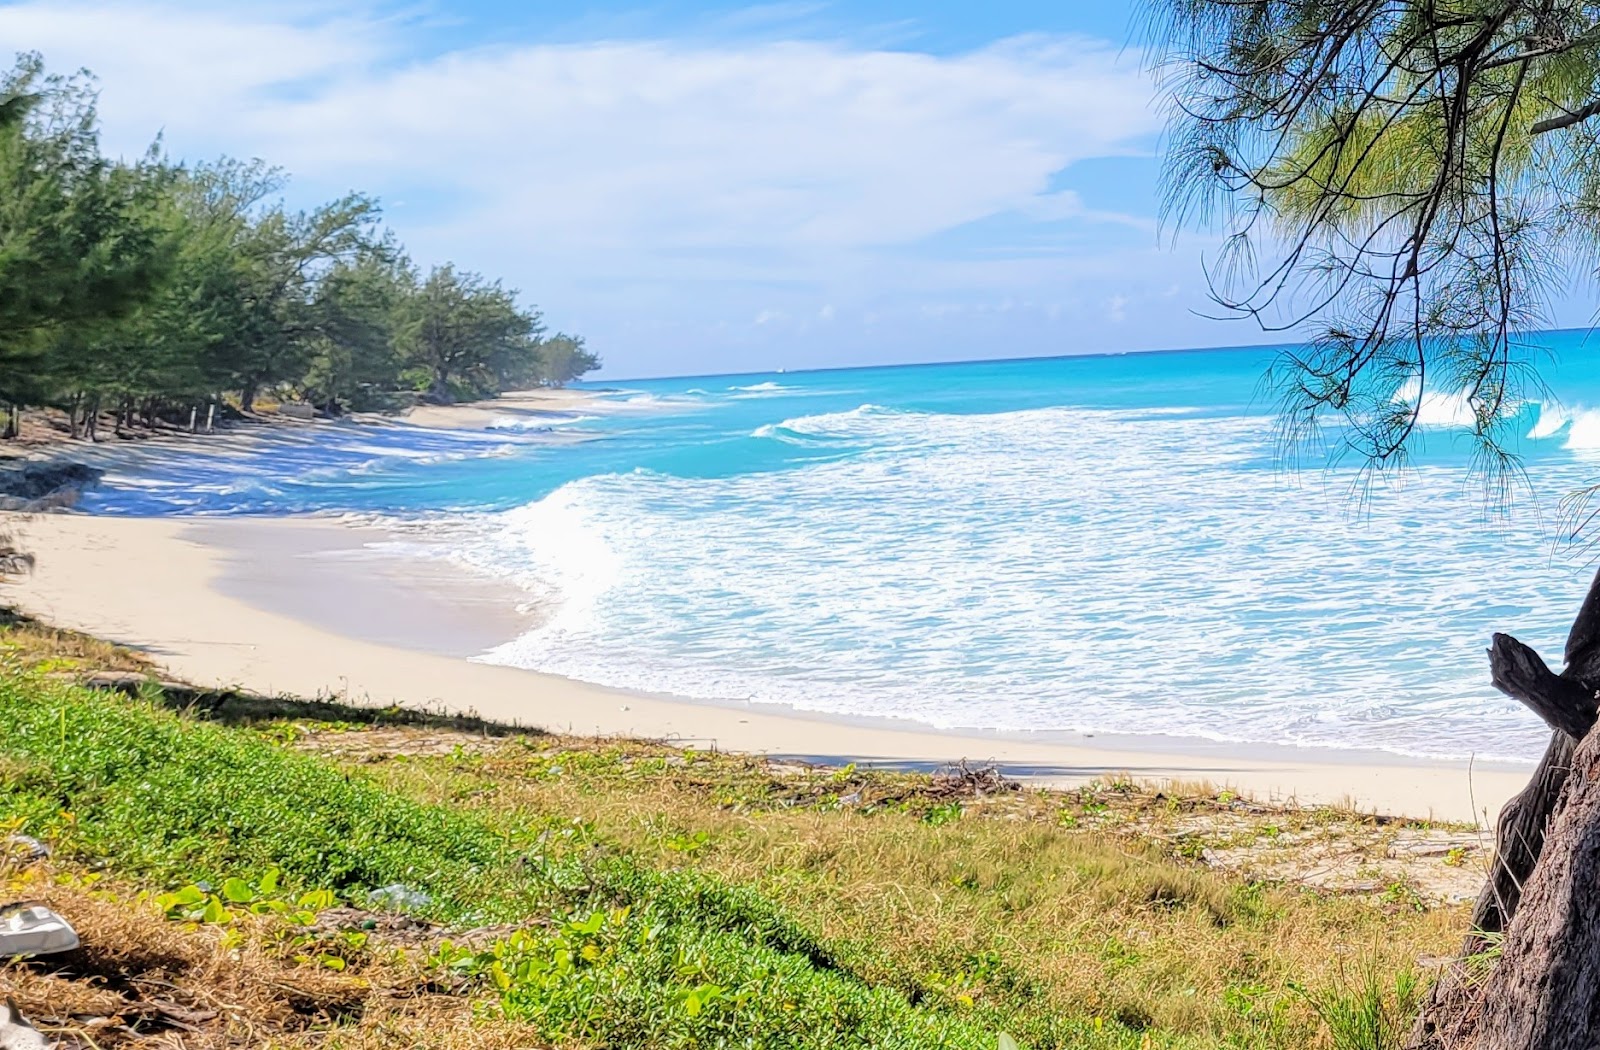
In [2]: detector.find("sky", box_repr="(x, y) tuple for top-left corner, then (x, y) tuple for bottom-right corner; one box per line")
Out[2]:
(2, 1), (1590, 378)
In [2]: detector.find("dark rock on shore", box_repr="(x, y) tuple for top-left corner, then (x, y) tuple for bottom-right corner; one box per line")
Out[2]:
(0, 461), (103, 511)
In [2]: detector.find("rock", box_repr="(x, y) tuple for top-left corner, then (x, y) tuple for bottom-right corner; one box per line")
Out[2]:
(0, 902), (80, 957)
(0, 998), (49, 1050)
(1387, 840), (1468, 859)
(2, 835), (49, 864)
(368, 884), (431, 912)
(0, 461), (102, 512)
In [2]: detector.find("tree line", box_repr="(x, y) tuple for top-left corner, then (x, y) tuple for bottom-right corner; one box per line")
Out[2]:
(0, 54), (598, 440)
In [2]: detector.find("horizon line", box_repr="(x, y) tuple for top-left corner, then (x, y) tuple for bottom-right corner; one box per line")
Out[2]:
(588, 325), (1596, 386)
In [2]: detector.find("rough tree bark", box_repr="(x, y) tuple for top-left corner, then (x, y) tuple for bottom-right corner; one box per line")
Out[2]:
(1466, 723), (1600, 1047)
(1407, 571), (1600, 1048)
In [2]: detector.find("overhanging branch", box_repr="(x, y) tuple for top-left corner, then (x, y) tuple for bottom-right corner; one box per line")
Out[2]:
(1532, 99), (1600, 135)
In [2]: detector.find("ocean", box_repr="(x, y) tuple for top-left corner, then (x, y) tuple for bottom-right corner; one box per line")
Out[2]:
(82, 331), (1600, 763)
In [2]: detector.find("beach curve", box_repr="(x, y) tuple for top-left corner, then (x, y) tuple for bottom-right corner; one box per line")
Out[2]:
(3, 510), (1533, 823)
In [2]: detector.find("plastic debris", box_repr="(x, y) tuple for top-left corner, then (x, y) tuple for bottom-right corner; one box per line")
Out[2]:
(0, 997), (50, 1050)
(367, 884), (431, 912)
(2, 835), (49, 863)
(0, 902), (80, 958)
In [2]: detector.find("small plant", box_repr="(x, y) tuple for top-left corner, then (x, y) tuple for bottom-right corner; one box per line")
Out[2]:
(1295, 967), (1420, 1050)
(1443, 846), (1468, 867)
(155, 869), (334, 928)
(923, 801), (963, 826)
(1465, 930), (1505, 976)
(1379, 880), (1426, 913)
(433, 907), (640, 1034)
(664, 830), (712, 855)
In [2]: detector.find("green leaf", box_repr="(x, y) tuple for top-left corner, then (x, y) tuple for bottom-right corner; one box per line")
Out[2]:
(167, 885), (205, 906)
(200, 896), (230, 924)
(221, 877), (255, 903)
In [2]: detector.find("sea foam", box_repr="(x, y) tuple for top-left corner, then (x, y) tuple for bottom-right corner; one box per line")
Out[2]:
(464, 399), (1582, 762)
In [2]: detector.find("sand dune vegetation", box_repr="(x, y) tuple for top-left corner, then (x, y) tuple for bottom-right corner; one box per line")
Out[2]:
(0, 611), (1474, 1049)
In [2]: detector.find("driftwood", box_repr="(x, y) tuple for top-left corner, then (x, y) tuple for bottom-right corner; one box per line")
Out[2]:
(1407, 569), (1600, 1048)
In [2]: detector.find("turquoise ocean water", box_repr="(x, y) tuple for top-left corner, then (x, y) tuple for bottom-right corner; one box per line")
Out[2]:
(81, 331), (1600, 762)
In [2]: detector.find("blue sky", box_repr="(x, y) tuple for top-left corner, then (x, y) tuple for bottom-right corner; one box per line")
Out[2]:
(3, 1), (1586, 378)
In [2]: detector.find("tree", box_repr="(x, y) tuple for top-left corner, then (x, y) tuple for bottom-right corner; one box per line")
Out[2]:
(299, 248), (412, 412)
(0, 52), (592, 435)
(1142, 1), (1600, 480)
(0, 54), (167, 433)
(399, 265), (543, 403)
(533, 333), (601, 388)
(217, 184), (381, 412)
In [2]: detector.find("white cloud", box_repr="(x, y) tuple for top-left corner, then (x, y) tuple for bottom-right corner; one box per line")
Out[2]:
(0, 1), (1175, 371)
(2, 3), (1156, 247)
(0, 2), (393, 156)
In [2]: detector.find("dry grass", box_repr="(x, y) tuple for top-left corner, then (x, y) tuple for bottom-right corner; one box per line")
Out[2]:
(318, 729), (1470, 1041)
(0, 610), (1481, 1048)
(0, 607), (151, 675)
(0, 861), (464, 1048)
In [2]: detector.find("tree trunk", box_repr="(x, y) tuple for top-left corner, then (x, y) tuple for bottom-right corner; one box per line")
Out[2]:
(68, 393), (82, 440)
(1, 402), (16, 440)
(1468, 730), (1577, 940)
(1408, 569), (1600, 1047)
(1466, 725), (1600, 1048)
(240, 383), (257, 414)
(85, 396), (100, 443)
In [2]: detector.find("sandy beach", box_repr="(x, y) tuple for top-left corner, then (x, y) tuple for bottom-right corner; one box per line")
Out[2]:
(2, 508), (1535, 824)
(399, 387), (605, 430)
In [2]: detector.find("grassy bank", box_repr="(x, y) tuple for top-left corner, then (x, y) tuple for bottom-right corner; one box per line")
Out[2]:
(0, 613), (1471, 1048)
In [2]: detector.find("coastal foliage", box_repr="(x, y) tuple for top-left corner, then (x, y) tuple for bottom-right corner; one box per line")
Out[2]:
(1142, 1), (1600, 477)
(0, 53), (598, 435)
(0, 631), (1464, 1048)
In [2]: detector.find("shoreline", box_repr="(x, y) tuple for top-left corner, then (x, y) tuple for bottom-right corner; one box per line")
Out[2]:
(392, 387), (607, 431)
(3, 510), (1534, 823)
(0, 387), (611, 469)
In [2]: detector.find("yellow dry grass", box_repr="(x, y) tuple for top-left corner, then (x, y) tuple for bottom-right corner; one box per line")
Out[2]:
(0, 610), (1478, 1048)
(331, 732), (1469, 1040)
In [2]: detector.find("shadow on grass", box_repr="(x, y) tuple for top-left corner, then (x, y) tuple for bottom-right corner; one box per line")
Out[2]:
(118, 672), (544, 739)
(3, 603), (541, 738)
(139, 683), (545, 738)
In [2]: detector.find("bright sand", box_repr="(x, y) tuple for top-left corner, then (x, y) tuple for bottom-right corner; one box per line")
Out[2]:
(399, 388), (602, 431)
(2, 509), (1536, 825)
